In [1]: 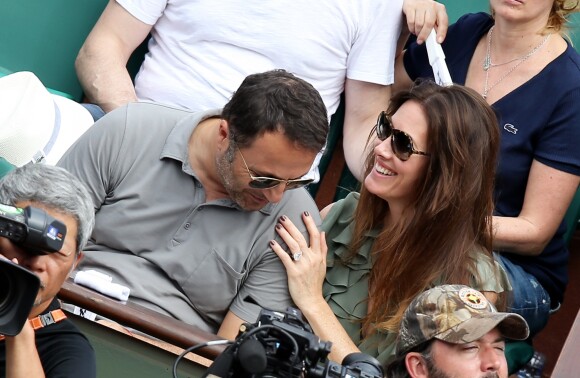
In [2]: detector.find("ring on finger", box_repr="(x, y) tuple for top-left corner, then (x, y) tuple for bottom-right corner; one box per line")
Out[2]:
(292, 251), (303, 261)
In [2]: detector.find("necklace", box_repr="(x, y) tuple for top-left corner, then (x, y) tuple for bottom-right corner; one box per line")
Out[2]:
(482, 26), (551, 99)
(483, 54), (522, 70)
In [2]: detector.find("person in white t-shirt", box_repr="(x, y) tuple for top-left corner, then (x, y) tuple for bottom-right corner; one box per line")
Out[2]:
(75, 0), (447, 181)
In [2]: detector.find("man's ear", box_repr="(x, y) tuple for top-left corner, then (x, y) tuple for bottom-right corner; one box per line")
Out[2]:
(217, 119), (231, 151)
(67, 252), (83, 277)
(73, 251), (84, 270)
(405, 352), (429, 378)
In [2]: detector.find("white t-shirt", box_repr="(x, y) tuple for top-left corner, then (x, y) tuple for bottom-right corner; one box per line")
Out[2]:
(117, 0), (403, 180)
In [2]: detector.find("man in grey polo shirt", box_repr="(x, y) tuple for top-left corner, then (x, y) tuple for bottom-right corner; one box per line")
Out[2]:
(57, 69), (328, 339)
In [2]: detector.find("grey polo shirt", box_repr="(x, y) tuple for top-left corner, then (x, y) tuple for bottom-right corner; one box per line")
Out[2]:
(58, 102), (320, 333)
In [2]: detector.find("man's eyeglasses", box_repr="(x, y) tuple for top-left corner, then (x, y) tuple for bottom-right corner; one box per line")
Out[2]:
(374, 111), (431, 161)
(236, 147), (313, 190)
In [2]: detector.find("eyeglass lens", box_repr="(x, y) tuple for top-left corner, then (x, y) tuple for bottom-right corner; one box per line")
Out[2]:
(236, 144), (313, 190)
(376, 112), (414, 161)
(249, 177), (313, 190)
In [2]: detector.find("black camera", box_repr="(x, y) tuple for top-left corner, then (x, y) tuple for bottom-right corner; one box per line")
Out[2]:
(203, 307), (384, 378)
(0, 204), (66, 254)
(0, 204), (67, 336)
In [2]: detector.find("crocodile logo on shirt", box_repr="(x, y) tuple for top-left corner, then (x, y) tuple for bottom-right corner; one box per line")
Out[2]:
(503, 124), (518, 134)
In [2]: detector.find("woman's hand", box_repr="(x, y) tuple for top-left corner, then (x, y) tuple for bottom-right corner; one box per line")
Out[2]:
(270, 211), (328, 310)
(271, 211), (362, 363)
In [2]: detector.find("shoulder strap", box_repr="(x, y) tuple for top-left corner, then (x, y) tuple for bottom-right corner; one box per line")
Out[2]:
(0, 309), (67, 341)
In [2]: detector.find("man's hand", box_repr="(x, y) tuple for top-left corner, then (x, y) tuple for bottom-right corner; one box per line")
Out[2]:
(402, 0), (448, 44)
(4, 320), (45, 378)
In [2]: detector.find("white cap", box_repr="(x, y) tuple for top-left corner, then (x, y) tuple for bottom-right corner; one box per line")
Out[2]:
(0, 71), (94, 166)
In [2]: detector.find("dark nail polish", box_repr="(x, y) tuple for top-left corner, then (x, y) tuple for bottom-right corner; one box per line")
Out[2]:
(280, 215), (287, 222)
(276, 224), (282, 230)
(270, 240), (275, 246)
(304, 211), (310, 217)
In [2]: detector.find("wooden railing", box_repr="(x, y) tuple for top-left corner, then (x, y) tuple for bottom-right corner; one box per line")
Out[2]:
(58, 279), (226, 360)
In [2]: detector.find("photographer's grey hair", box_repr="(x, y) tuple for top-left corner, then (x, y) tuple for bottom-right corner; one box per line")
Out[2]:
(0, 164), (95, 252)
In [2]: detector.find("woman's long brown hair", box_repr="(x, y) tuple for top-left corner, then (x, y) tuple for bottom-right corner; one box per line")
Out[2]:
(349, 81), (500, 333)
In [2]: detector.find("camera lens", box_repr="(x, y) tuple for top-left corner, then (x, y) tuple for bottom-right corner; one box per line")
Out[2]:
(0, 268), (14, 314)
(0, 259), (41, 335)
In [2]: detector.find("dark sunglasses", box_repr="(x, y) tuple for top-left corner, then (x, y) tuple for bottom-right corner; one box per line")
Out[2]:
(374, 111), (430, 161)
(237, 147), (313, 190)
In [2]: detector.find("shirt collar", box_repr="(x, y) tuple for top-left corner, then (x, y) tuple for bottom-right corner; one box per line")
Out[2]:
(160, 108), (222, 167)
(159, 108), (276, 215)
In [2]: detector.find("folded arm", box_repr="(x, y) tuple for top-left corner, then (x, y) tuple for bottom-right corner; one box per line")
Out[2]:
(76, 0), (152, 113)
(493, 160), (580, 256)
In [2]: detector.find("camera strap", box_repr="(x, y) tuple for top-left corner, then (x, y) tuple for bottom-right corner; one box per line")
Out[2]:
(0, 309), (67, 341)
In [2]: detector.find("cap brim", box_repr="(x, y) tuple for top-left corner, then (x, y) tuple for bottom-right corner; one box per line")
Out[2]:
(435, 312), (530, 344)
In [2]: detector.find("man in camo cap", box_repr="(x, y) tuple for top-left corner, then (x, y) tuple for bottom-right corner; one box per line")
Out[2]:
(386, 284), (529, 378)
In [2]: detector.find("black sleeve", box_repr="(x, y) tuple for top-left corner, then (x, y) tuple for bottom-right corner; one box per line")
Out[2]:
(36, 320), (96, 378)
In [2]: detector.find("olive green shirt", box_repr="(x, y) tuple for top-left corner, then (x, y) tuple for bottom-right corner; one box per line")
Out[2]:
(321, 192), (509, 367)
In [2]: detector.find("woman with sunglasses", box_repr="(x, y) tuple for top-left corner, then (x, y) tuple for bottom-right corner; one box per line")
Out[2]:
(270, 80), (507, 367)
(395, 0), (580, 338)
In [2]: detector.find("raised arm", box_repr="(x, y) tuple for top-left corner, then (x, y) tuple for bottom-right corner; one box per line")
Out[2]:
(343, 79), (391, 182)
(393, 50), (416, 95)
(75, 0), (153, 113)
(402, 0), (448, 44)
(345, 1), (448, 181)
(5, 322), (45, 378)
(393, 0), (449, 95)
(493, 161), (580, 255)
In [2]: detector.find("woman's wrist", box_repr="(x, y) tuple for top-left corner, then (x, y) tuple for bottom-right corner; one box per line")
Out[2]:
(299, 296), (332, 321)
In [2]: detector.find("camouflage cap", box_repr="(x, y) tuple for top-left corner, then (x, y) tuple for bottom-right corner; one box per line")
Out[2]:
(396, 284), (529, 356)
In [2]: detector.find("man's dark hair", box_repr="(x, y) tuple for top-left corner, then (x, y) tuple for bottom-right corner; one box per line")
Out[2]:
(222, 69), (328, 151)
(386, 341), (434, 378)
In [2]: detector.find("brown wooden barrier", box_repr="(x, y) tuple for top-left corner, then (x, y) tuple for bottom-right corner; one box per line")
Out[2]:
(58, 279), (226, 360)
(314, 136), (346, 210)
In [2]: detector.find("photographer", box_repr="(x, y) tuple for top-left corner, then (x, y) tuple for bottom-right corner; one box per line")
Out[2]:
(0, 164), (96, 378)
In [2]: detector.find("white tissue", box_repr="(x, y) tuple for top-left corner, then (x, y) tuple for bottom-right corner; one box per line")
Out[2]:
(426, 29), (453, 86)
(81, 269), (113, 282)
(74, 270), (130, 301)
